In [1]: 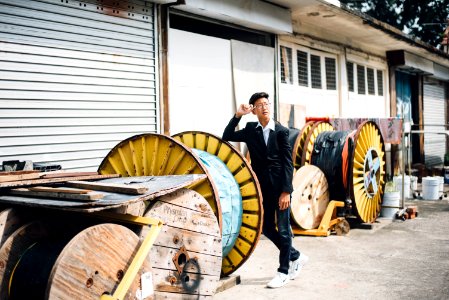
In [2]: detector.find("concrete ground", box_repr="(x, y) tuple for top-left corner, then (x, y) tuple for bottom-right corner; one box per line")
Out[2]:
(214, 198), (449, 300)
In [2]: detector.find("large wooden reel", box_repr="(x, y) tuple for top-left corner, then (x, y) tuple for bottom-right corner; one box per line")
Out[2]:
(291, 165), (329, 229)
(46, 223), (152, 299)
(173, 131), (263, 277)
(291, 121), (314, 170)
(350, 121), (386, 223)
(141, 188), (221, 299)
(301, 121), (334, 166)
(97, 133), (222, 230)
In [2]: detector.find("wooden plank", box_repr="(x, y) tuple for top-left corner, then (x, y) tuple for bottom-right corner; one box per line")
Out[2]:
(0, 172), (43, 183)
(65, 180), (148, 195)
(40, 171), (100, 179)
(0, 173), (120, 188)
(8, 188), (104, 201)
(28, 186), (91, 194)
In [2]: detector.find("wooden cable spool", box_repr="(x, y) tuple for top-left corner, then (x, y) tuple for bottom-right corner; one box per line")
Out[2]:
(140, 188), (221, 299)
(98, 132), (263, 277)
(350, 121), (386, 223)
(173, 132), (263, 277)
(4, 223), (151, 299)
(291, 121), (315, 170)
(0, 208), (30, 248)
(300, 121), (334, 166)
(309, 121), (386, 223)
(290, 165), (330, 229)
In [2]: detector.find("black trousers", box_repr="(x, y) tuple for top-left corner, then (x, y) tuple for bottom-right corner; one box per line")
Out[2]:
(262, 188), (300, 275)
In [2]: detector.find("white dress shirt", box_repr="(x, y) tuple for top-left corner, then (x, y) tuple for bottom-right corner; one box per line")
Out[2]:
(256, 119), (275, 145)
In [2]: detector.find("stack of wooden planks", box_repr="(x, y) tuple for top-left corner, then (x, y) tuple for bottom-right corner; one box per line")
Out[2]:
(0, 170), (148, 202)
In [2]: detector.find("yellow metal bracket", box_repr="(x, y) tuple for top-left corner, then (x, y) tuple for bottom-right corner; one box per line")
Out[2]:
(95, 212), (163, 300)
(291, 200), (348, 237)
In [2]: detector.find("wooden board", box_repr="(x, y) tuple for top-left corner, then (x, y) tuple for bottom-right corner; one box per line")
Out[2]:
(46, 223), (153, 299)
(141, 188), (221, 297)
(0, 173), (120, 188)
(0, 171), (42, 183)
(66, 180), (148, 195)
(8, 187), (104, 201)
(0, 175), (207, 213)
(0, 221), (50, 299)
(291, 165), (329, 229)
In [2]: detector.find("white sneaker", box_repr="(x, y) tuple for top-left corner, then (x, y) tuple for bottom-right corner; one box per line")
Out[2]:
(266, 272), (290, 288)
(288, 254), (309, 280)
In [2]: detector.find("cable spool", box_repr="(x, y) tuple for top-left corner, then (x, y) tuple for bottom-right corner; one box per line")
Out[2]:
(301, 121), (334, 166)
(173, 131), (263, 277)
(0, 208), (29, 249)
(291, 121), (315, 170)
(99, 132), (263, 277)
(310, 121), (386, 223)
(140, 188), (221, 298)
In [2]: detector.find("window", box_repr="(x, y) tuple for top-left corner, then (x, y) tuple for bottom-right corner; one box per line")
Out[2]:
(357, 64), (365, 95)
(347, 62), (354, 92)
(377, 70), (383, 96)
(311, 54), (321, 89)
(297, 50), (308, 86)
(280, 46), (293, 84)
(367, 68), (375, 95)
(325, 57), (336, 90)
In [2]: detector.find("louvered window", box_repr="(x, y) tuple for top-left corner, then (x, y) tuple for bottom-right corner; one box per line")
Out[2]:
(347, 62), (354, 92)
(280, 46), (293, 84)
(357, 64), (365, 94)
(367, 68), (375, 95)
(377, 70), (383, 96)
(325, 57), (336, 90)
(311, 55), (321, 89)
(297, 50), (308, 86)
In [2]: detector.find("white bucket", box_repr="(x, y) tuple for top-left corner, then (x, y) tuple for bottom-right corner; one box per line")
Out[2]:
(435, 176), (444, 193)
(410, 176), (418, 191)
(381, 191), (400, 218)
(393, 175), (411, 199)
(422, 177), (440, 200)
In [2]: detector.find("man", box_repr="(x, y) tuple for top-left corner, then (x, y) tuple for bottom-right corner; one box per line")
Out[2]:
(222, 92), (308, 288)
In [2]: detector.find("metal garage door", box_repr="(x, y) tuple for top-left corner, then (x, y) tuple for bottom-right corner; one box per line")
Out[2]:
(0, 0), (158, 171)
(423, 78), (447, 167)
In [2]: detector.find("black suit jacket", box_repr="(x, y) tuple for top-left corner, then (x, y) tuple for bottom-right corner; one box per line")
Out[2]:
(222, 116), (294, 198)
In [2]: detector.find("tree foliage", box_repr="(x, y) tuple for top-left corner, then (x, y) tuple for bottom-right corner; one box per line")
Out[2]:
(340, 0), (449, 48)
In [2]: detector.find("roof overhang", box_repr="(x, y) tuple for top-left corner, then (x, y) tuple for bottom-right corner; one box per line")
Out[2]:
(270, 0), (449, 73)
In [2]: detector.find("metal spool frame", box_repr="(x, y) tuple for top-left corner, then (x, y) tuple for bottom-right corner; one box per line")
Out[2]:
(173, 131), (263, 277)
(349, 121), (386, 223)
(97, 133), (222, 230)
(301, 121), (334, 166)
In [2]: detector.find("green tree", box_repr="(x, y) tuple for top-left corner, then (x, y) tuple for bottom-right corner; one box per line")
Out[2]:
(340, 0), (449, 48)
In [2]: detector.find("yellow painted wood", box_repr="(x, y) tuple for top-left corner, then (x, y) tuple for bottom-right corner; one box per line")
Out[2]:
(234, 167), (251, 183)
(225, 154), (241, 173)
(239, 182), (257, 197)
(234, 237), (251, 254)
(238, 226), (257, 243)
(242, 198), (260, 211)
(242, 213), (259, 228)
(206, 137), (220, 154)
(195, 133), (207, 150)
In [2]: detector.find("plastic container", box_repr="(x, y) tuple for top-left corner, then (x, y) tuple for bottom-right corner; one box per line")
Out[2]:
(422, 177), (440, 200)
(410, 176), (418, 191)
(435, 176), (444, 193)
(393, 175), (411, 199)
(381, 191), (400, 218)
(444, 167), (449, 184)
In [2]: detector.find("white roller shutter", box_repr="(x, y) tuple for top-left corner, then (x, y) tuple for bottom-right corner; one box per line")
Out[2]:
(423, 78), (447, 166)
(0, 0), (158, 171)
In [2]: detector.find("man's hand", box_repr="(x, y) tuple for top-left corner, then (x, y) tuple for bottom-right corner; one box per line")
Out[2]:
(235, 104), (254, 118)
(279, 192), (290, 210)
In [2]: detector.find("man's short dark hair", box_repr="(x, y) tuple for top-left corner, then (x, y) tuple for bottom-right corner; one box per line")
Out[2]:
(249, 92), (269, 106)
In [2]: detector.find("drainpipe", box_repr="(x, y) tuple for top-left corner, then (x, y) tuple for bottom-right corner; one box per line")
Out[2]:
(159, 0), (185, 135)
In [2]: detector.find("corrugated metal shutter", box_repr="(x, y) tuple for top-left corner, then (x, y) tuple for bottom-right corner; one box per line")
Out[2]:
(0, 0), (158, 171)
(423, 78), (447, 167)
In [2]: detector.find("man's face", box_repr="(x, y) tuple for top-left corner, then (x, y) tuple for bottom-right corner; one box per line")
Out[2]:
(252, 97), (271, 122)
